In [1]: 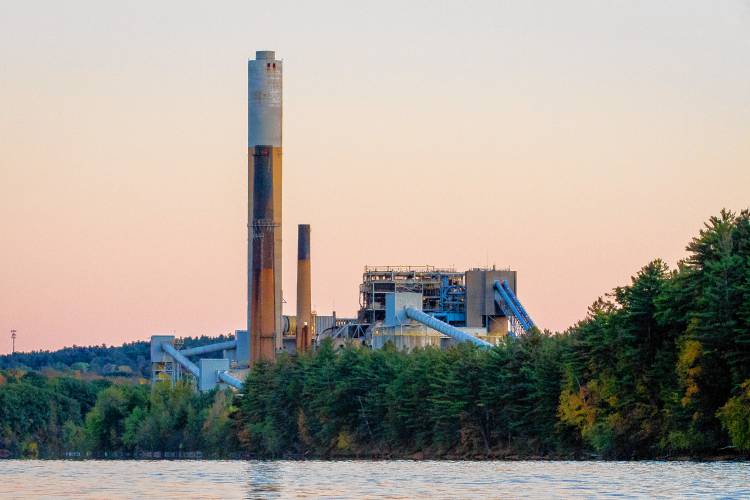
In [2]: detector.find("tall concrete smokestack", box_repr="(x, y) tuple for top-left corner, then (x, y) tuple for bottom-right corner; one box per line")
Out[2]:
(248, 50), (283, 360)
(250, 146), (278, 362)
(296, 224), (312, 351)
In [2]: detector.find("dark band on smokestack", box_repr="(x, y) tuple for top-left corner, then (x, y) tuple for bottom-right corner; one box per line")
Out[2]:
(298, 224), (310, 260)
(250, 145), (278, 362)
(296, 224), (312, 351)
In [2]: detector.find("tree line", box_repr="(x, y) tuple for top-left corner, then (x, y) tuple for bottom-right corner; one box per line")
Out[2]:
(1, 210), (749, 459)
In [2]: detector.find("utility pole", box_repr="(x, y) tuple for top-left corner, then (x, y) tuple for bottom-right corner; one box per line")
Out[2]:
(11, 329), (17, 354)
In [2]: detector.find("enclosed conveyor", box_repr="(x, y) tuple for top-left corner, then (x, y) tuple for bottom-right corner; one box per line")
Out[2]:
(179, 340), (237, 357)
(218, 371), (244, 390)
(162, 343), (200, 377)
(493, 279), (536, 334)
(163, 342), (245, 390)
(404, 306), (493, 348)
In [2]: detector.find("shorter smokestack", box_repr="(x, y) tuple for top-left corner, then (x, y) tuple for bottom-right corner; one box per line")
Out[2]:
(296, 224), (312, 351)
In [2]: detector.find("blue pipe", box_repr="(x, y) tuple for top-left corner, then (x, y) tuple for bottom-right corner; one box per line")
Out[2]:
(494, 286), (529, 330)
(492, 280), (536, 333)
(162, 343), (200, 377)
(218, 371), (244, 390)
(499, 280), (536, 330)
(404, 306), (492, 348)
(179, 340), (237, 357)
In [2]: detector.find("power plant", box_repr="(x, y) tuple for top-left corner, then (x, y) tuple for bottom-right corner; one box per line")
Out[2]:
(150, 50), (537, 391)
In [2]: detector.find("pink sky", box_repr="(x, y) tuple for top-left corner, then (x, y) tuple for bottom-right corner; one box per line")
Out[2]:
(1, 1), (749, 354)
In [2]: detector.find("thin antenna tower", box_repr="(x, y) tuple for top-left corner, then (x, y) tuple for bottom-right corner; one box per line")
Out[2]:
(11, 329), (17, 354)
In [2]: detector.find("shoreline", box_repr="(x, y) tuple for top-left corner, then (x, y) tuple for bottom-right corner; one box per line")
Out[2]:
(2, 452), (747, 462)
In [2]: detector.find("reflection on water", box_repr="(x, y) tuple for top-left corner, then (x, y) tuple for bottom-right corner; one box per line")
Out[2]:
(0, 460), (748, 499)
(246, 461), (282, 498)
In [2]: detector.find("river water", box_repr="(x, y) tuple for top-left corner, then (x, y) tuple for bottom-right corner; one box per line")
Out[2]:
(0, 460), (747, 498)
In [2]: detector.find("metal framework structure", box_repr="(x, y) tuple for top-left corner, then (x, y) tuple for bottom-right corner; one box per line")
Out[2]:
(359, 266), (466, 325)
(151, 359), (179, 385)
(319, 322), (368, 343)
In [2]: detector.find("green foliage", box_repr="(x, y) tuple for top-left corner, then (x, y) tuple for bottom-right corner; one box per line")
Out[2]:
(717, 380), (750, 451)
(0, 372), (241, 457)
(558, 210), (750, 457)
(84, 384), (149, 452)
(236, 336), (564, 458)
(202, 389), (237, 455)
(0, 374), (94, 457)
(83, 381), (237, 457)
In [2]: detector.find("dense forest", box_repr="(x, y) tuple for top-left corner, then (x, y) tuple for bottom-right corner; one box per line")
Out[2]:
(1, 210), (749, 459)
(0, 373), (236, 458)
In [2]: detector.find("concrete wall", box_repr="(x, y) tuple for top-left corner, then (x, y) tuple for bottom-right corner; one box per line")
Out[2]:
(248, 51), (282, 148)
(150, 335), (175, 363)
(198, 358), (230, 392)
(234, 330), (249, 367)
(384, 292), (423, 326)
(465, 269), (517, 328)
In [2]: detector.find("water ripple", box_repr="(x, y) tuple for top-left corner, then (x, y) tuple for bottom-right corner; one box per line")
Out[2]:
(0, 460), (747, 499)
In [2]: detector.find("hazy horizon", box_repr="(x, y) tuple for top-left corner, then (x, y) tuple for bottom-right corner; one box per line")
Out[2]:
(1, 1), (749, 354)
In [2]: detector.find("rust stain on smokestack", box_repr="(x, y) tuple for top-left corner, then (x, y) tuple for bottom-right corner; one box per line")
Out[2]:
(296, 224), (312, 351)
(250, 145), (278, 362)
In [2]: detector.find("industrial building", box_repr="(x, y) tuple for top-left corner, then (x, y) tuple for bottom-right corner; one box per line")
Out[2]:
(358, 265), (519, 331)
(149, 50), (537, 391)
(334, 265), (531, 350)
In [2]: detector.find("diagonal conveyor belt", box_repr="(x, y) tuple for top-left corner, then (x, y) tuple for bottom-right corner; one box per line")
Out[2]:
(404, 306), (493, 348)
(493, 279), (536, 334)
